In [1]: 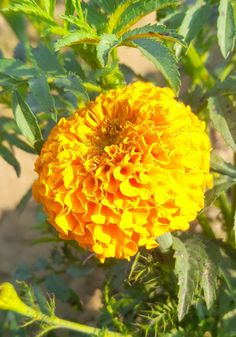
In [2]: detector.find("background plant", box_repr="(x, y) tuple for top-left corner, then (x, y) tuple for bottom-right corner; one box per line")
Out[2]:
(0, 0), (236, 336)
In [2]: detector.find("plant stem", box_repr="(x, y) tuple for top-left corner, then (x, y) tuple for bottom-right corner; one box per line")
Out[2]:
(84, 82), (102, 92)
(228, 153), (236, 244)
(28, 310), (129, 337)
(186, 44), (215, 89)
(53, 317), (127, 337)
(198, 214), (216, 240)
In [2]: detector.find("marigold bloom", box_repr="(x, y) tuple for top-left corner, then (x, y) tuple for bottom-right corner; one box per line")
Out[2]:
(33, 82), (212, 261)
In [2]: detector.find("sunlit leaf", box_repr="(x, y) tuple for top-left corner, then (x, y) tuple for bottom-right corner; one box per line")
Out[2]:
(97, 34), (120, 66)
(208, 96), (236, 152)
(55, 32), (99, 51)
(211, 153), (236, 178)
(217, 0), (236, 58)
(122, 24), (184, 45)
(175, 3), (210, 58)
(13, 91), (43, 153)
(205, 176), (236, 207)
(114, 0), (180, 37)
(134, 38), (180, 93)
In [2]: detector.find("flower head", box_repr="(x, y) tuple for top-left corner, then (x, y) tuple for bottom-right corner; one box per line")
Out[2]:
(0, 283), (35, 316)
(33, 82), (212, 261)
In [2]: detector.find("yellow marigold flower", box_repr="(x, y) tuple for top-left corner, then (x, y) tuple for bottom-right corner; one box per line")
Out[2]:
(32, 82), (212, 261)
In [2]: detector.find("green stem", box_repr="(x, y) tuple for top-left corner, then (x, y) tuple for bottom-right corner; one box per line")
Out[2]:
(228, 153), (236, 244)
(186, 44), (215, 89)
(198, 213), (216, 240)
(26, 310), (128, 337)
(53, 317), (127, 337)
(84, 82), (102, 93)
(218, 193), (232, 239)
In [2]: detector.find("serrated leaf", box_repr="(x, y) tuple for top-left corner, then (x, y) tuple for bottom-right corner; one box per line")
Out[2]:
(208, 96), (236, 152)
(13, 91), (43, 153)
(173, 236), (201, 320)
(97, 34), (120, 66)
(81, 2), (107, 32)
(29, 75), (57, 121)
(54, 74), (88, 101)
(2, 0), (56, 26)
(217, 0), (236, 58)
(32, 44), (64, 75)
(211, 153), (236, 178)
(114, 0), (180, 37)
(107, 0), (136, 34)
(205, 176), (236, 207)
(175, 3), (210, 58)
(201, 257), (218, 310)
(134, 38), (180, 93)
(173, 235), (220, 320)
(55, 31), (99, 51)
(122, 24), (184, 45)
(0, 144), (21, 176)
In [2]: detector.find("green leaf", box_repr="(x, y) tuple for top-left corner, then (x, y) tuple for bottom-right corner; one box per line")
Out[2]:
(156, 232), (173, 252)
(32, 44), (64, 75)
(205, 176), (236, 207)
(114, 0), (180, 37)
(55, 31), (99, 51)
(0, 144), (21, 177)
(2, 0), (56, 26)
(97, 34), (120, 66)
(44, 0), (55, 16)
(122, 24), (184, 45)
(208, 96), (236, 152)
(209, 73), (236, 97)
(134, 38), (180, 93)
(173, 236), (201, 320)
(3, 12), (28, 43)
(54, 74), (88, 101)
(211, 153), (236, 178)
(13, 91), (43, 153)
(4, 133), (35, 153)
(173, 235), (219, 320)
(175, 3), (210, 58)
(217, 0), (236, 58)
(234, 211), (236, 244)
(107, 0), (136, 34)
(29, 75), (57, 121)
(0, 58), (38, 79)
(65, 0), (74, 16)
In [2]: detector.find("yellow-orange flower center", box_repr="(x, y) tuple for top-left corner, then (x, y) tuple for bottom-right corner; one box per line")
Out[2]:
(32, 82), (212, 261)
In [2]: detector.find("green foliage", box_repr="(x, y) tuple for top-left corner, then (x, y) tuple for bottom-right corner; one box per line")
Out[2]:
(13, 91), (43, 153)
(217, 0), (236, 59)
(134, 39), (180, 93)
(0, 0), (236, 336)
(175, 3), (210, 58)
(208, 96), (236, 152)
